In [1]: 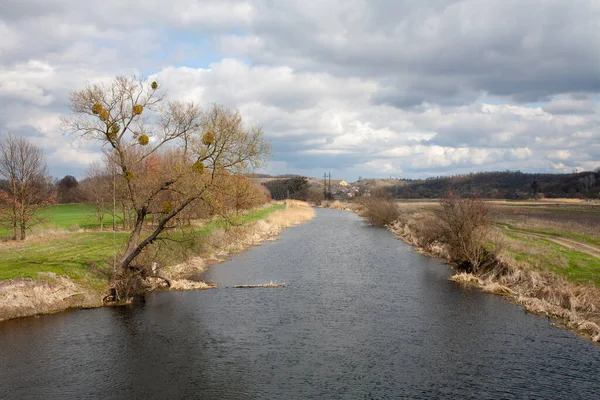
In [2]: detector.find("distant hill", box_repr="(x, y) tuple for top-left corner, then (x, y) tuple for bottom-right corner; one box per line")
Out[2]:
(386, 170), (600, 199)
(251, 170), (600, 200)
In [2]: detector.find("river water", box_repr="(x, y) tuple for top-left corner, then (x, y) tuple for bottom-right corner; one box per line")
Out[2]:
(1, 208), (599, 399)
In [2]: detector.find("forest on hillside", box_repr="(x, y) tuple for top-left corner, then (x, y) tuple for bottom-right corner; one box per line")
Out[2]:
(386, 170), (600, 199)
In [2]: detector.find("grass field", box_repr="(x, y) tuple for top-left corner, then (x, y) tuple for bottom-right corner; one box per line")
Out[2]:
(0, 203), (286, 287)
(391, 198), (600, 287)
(504, 232), (600, 287)
(0, 204), (116, 239)
(491, 202), (600, 246)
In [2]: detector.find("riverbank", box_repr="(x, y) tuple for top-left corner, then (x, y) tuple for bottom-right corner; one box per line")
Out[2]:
(347, 200), (600, 343)
(0, 201), (314, 322)
(389, 215), (600, 343)
(153, 200), (314, 288)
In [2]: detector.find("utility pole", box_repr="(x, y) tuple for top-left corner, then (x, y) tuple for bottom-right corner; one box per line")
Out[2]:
(323, 172), (327, 200)
(328, 172), (332, 200)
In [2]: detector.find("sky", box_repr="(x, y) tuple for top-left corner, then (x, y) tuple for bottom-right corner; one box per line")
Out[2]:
(0, 0), (599, 182)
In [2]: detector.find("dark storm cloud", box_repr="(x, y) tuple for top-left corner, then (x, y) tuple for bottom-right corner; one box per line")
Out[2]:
(243, 0), (600, 106)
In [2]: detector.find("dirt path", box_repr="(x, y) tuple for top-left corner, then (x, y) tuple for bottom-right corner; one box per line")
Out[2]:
(499, 224), (600, 259)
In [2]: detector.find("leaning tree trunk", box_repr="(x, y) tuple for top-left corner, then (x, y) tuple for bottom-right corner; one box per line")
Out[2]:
(119, 213), (145, 271)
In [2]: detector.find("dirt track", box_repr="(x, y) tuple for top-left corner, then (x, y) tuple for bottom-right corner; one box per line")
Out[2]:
(500, 224), (600, 259)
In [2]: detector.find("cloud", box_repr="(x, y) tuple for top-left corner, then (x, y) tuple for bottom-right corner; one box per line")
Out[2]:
(542, 98), (597, 115)
(0, 0), (599, 180)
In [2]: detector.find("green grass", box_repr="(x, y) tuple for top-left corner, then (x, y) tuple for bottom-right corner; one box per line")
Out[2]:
(0, 203), (123, 238)
(37, 204), (103, 229)
(151, 203), (287, 265)
(496, 222), (600, 246)
(194, 203), (286, 235)
(504, 233), (600, 287)
(0, 203), (286, 288)
(537, 239), (600, 286)
(0, 232), (129, 290)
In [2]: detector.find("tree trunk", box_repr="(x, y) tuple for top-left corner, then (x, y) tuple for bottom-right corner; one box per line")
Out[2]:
(11, 185), (17, 240)
(99, 199), (104, 232)
(119, 213), (145, 270)
(119, 198), (196, 272)
(11, 203), (17, 240)
(18, 204), (25, 240)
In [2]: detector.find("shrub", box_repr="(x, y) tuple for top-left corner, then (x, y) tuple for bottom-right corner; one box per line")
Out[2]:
(355, 196), (400, 226)
(307, 188), (325, 205)
(433, 191), (491, 272)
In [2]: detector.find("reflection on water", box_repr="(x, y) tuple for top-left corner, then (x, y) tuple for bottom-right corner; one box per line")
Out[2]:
(1, 209), (599, 399)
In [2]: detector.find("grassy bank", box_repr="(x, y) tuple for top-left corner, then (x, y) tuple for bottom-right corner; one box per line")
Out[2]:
(141, 203), (286, 267)
(0, 232), (129, 290)
(0, 203), (286, 287)
(353, 198), (600, 342)
(503, 232), (600, 286)
(0, 202), (312, 321)
(158, 200), (314, 281)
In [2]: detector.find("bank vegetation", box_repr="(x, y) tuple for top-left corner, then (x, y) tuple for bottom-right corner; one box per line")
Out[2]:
(0, 201), (314, 321)
(352, 193), (600, 343)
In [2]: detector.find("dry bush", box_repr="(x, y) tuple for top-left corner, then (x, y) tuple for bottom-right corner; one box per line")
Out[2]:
(408, 213), (442, 247)
(354, 190), (400, 226)
(355, 198), (399, 226)
(433, 192), (492, 272)
(307, 188), (325, 206)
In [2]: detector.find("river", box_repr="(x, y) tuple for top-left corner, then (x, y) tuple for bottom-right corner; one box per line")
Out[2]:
(1, 208), (599, 399)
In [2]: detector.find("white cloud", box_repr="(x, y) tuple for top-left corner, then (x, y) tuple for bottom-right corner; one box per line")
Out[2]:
(1, 0), (599, 180)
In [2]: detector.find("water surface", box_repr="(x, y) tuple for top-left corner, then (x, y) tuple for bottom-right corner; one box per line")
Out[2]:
(1, 208), (599, 399)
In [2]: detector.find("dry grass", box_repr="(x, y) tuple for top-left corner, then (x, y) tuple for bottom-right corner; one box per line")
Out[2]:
(481, 282), (514, 295)
(388, 213), (449, 258)
(353, 197), (400, 226)
(321, 200), (352, 210)
(449, 272), (481, 284)
(383, 205), (600, 343)
(159, 201), (314, 282)
(267, 200), (315, 228)
(168, 279), (212, 291)
(0, 274), (102, 322)
(445, 259), (600, 342)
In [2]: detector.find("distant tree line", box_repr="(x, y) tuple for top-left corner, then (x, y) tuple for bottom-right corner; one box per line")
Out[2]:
(387, 170), (600, 199)
(263, 177), (309, 200)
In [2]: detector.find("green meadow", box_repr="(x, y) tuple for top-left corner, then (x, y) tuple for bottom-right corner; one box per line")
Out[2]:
(0, 203), (285, 287)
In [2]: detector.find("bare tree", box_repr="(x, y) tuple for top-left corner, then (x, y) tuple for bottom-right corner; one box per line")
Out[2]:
(63, 76), (269, 299)
(434, 192), (491, 272)
(80, 163), (114, 231)
(0, 134), (55, 240)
